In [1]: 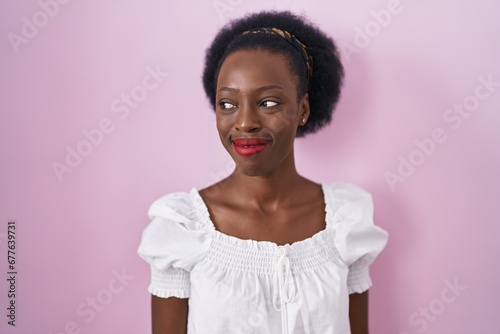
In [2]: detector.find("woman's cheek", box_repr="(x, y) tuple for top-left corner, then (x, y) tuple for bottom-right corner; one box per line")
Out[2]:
(216, 115), (232, 133)
(268, 112), (297, 133)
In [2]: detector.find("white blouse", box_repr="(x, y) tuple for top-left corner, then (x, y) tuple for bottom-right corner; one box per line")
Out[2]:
(137, 182), (388, 334)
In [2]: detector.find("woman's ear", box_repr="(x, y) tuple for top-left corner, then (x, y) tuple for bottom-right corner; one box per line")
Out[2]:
(299, 93), (310, 126)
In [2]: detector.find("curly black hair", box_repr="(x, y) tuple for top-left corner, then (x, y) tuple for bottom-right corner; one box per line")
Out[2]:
(202, 10), (344, 137)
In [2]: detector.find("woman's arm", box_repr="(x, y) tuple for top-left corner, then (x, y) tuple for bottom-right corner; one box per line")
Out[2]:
(349, 291), (369, 334)
(152, 295), (188, 334)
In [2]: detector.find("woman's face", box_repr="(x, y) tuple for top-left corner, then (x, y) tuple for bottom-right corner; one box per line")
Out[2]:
(215, 49), (309, 177)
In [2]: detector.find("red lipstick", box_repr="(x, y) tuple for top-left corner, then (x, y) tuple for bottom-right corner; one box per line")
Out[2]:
(232, 138), (271, 157)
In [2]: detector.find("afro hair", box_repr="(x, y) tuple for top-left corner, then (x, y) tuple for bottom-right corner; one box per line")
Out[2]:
(202, 10), (344, 137)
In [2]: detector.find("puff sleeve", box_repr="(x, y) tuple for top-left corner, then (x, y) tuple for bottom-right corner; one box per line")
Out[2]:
(332, 184), (388, 294)
(137, 192), (211, 298)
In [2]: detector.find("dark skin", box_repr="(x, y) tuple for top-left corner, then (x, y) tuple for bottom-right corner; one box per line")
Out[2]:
(151, 49), (369, 334)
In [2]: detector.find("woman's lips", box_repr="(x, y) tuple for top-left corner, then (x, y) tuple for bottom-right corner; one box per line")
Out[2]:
(232, 138), (271, 157)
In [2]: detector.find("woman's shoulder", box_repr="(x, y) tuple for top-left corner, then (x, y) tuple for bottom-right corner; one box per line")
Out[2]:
(138, 188), (212, 271)
(147, 187), (208, 231)
(149, 189), (192, 213)
(322, 181), (373, 208)
(323, 181), (388, 269)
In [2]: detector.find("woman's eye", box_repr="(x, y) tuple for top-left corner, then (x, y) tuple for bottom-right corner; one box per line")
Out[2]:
(260, 100), (279, 108)
(219, 102), (236, 110)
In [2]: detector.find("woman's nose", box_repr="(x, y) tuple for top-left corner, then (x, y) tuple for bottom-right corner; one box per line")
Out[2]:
(234, 103), (261, 133)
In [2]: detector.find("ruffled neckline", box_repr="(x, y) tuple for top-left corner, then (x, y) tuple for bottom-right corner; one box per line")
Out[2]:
(189, 183), (337, 252)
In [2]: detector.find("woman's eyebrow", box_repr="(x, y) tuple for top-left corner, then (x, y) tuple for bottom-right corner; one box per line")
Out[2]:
(217, 85), (285, 94)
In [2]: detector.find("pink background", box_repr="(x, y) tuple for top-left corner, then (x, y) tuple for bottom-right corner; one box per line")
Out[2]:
(1, 0), (499, 333)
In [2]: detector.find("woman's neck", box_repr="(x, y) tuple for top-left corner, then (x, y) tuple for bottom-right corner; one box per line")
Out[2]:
(223, 151), (307, 212)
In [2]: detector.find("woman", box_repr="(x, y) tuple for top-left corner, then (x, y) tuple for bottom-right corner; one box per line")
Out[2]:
(138, 10), (388, 334)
